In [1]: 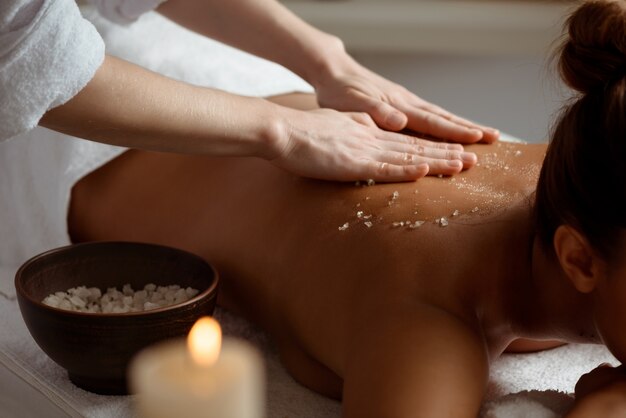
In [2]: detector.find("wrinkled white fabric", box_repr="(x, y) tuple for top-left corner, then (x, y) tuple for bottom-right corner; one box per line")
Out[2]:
(0, 0), (104, 142)
(0, 130), (126, 265)
(87, 0), (166, 25)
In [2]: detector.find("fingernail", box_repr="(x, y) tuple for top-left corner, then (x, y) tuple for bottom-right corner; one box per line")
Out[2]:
(461, 152), (477, 164)
(485, 128), (499, 135)
(599, 362), (612, 368)
(447, 160), (463, 168)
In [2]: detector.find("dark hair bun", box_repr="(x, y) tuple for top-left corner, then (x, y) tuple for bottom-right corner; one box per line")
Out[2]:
(559, 0), (626, 94)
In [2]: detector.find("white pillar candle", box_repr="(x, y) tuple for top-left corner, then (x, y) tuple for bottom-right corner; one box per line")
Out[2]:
(130, 317), (264, 418)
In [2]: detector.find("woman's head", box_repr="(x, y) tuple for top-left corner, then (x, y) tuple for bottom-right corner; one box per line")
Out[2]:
(535, 0), (626, 261)
(535, 0), (626, 360)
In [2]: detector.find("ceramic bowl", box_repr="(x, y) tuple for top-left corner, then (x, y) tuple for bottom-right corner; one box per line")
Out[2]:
(15, 241), (218, 395)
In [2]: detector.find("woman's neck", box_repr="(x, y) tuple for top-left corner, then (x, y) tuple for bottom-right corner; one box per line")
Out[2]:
(468, 202), (537, 354)
(522, 237), (599, 343)
(469, 202), (599, 355)
(485, 217), (600, 348)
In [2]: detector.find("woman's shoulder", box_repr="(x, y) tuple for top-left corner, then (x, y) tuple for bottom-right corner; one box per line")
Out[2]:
(344, 142), (546, 230)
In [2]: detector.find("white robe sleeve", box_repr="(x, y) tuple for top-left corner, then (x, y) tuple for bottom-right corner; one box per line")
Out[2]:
(88, 0), (166, 25)
(0, 0), (105, 142)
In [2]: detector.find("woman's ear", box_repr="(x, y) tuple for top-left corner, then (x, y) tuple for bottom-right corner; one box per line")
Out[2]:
(553, 225), (606, 293)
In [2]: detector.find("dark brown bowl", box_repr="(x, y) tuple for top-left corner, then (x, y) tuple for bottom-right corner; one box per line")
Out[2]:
(15, 241), (218, 395)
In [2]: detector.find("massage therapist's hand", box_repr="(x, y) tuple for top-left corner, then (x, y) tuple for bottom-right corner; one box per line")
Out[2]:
(267, 106), (477, 182)
(314, 56), (500, 144)
(156, 0), (498, 146)
(565, 364), (626, 418)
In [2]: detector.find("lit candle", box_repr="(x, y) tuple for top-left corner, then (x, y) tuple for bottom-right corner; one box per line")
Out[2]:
(130, 317), (264, 418)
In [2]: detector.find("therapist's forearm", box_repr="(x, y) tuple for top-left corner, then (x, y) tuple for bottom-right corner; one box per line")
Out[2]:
(156, 0), (355, 89)
(39, 55), (281, 157)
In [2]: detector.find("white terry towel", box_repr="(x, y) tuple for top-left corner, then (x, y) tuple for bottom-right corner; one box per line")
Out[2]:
(87, 0), (166, 25)
(0, 0), (104, 142)
(0, 262), (617, 418)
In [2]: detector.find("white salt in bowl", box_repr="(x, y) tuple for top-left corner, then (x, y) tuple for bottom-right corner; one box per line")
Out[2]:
(15, 241), (219, 395)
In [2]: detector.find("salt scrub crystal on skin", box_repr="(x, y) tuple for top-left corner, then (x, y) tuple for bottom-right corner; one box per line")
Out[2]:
(388, 190), (400, 206)
(435, 217), (449, 227)
(42, 284), (199, 313)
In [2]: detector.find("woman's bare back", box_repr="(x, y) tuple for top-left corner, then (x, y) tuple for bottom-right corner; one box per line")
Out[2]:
(69, 140), (547, 416)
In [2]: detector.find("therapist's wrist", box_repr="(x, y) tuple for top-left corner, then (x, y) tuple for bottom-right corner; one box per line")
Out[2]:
(300, 34), (356, 89)
(254, 99), (293, 161)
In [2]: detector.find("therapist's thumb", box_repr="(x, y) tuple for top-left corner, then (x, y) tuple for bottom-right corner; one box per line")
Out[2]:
(363, 98), (408, 131)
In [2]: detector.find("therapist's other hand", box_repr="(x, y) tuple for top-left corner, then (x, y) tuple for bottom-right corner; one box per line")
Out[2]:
(267, 107), (477, 182)
(314, 59), (499, 144)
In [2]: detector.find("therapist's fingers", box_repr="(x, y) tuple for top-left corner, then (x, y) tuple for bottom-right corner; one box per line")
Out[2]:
(351, 91), (497, 144)
(373, 151), (464, 176)
(373, 141), (477, 170)
(418, 103), (500, 144)
(401, 106), (485, 144)
(376, 130), (477, 169)
(350, 112), (472, 158)
(355, 94), (409, 131)
(359, 93), (484, 143)
(376, 129), (465, 151)
(354, 160), (430, 183)
(377, 130), (471, 154)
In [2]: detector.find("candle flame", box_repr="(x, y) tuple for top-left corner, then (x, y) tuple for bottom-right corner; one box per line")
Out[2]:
(187, 316), (222, 367)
